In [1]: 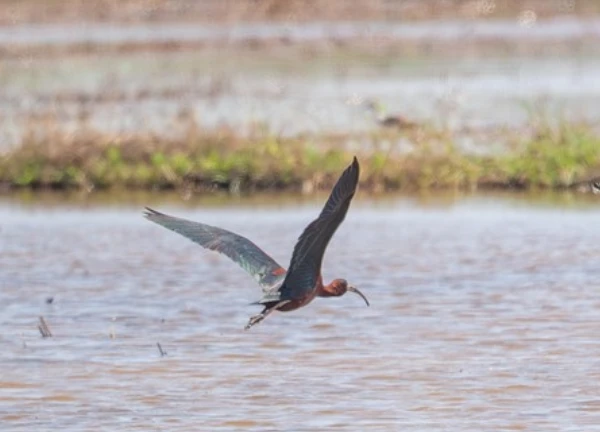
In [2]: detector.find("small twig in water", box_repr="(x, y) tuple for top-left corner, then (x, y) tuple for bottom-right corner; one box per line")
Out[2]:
(156, 342), (167, 357)
(38, 316), (52, 338)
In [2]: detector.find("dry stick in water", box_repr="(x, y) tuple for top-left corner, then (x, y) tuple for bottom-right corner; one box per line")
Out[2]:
(156, 342), (167, 357)
(38, 316), (52, 338)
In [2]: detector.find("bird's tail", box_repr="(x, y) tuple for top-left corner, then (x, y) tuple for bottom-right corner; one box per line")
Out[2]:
(248, 296), (281, 308)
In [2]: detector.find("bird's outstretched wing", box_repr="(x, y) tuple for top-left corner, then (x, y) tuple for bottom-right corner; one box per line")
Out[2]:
(144, 208), (286, 291)
(279, 157), (359, 299)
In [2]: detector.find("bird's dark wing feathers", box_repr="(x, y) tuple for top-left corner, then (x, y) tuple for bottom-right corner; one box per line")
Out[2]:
(144, 208), (285, 291)
(280, 157), (359, 299)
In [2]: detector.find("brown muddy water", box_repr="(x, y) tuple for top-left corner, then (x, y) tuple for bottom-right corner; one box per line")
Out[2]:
(1, 191), (600, 431)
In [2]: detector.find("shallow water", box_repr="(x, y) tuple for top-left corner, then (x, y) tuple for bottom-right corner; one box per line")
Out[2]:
(1, 191), (600, 430)
(3, 18), (600, 46)
(3, 51), (600, 149)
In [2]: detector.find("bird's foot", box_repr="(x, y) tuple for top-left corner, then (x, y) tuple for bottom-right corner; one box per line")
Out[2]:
(244, 300), (290, 330)
(245, 313), (265, 330)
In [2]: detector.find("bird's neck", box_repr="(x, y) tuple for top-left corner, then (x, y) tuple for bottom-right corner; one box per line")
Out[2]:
(317, 280), (342, 298)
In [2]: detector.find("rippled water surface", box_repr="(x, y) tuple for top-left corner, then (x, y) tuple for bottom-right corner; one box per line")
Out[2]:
(1, 192), (600, 431)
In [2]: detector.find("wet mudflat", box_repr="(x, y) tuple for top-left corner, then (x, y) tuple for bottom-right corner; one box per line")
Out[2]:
(1, 191), (599, 431)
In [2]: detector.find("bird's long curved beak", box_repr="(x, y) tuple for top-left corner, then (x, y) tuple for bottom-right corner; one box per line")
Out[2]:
(348, 286), (370, 307)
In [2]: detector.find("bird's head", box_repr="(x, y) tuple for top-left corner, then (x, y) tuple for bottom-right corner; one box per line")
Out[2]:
(591, 181), (600, 194)
(327, 278), (370, 306)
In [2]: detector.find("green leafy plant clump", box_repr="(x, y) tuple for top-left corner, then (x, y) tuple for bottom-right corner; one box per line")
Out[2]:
(1, 119), (599, 194)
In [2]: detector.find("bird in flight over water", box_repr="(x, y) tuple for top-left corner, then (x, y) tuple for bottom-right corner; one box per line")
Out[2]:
(144, 156), (368, 330)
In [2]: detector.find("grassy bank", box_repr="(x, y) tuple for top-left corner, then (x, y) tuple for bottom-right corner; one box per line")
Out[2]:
(1, 119), (599, 194)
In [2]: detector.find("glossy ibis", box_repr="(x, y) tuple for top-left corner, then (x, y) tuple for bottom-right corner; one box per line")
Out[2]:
(144, 157), (368, 330)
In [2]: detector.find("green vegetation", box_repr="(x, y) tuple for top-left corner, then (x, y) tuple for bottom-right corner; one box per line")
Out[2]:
(1, 118), (599, 194)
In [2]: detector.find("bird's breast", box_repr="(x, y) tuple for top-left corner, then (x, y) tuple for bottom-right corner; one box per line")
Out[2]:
(278, 285), (319, 312)
(277, 274), (323, 312)
(278, 293), (317, 311)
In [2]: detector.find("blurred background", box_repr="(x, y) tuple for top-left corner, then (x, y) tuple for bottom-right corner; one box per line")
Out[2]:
(2, 1), (600, 431)
(2, 0), (600, 191)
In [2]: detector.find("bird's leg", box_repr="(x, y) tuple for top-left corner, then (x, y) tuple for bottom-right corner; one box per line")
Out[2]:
(245, 300), (290, 330)
(245, 309), (269, 330)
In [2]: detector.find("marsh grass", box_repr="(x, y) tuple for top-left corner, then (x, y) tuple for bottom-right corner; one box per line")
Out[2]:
(1, 115), (599, 194)
(500, 121), (600, 189)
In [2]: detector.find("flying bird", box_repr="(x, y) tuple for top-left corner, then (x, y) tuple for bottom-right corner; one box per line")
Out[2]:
(144, 157), (368, 330)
